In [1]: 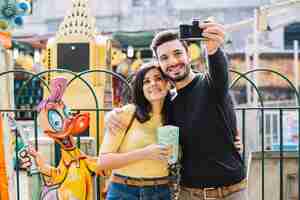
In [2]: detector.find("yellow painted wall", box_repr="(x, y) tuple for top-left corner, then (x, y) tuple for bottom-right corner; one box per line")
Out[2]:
(44, 36), (112, 150)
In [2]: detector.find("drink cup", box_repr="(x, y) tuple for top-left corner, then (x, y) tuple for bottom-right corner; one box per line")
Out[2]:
(157, 125), (179, 164)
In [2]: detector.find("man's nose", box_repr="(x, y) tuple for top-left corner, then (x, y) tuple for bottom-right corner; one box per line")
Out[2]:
(167, 55), (179, 66)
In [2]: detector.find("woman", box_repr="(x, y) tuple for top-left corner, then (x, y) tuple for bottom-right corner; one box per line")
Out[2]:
(97, 62), (173, 200)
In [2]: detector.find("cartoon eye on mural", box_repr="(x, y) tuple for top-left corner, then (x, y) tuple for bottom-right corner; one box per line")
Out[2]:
(18, 77), (104, 200)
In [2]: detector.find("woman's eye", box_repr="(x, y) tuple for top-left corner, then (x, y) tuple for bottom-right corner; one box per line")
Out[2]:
(156, 77), (163, 81)
(143, 80), (150, 85)
(48, 110), (63, 132)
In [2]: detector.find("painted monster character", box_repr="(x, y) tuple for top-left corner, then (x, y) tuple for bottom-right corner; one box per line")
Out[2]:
(28, 77), (102, 200)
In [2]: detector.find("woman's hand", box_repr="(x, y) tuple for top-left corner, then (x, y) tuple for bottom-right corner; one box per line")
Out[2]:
(142, 144), (172, 161)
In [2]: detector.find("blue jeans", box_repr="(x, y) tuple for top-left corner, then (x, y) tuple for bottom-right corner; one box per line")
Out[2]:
(106, 182), (171, 200)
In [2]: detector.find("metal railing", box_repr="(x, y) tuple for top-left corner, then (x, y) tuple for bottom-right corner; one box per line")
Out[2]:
(0, 68), (299, 200)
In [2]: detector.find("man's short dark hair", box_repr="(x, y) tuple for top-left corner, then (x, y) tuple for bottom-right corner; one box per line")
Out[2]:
(150, 30), (188, 57)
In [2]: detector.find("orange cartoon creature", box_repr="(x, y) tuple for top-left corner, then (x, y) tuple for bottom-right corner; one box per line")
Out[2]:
(28, 77), (102, 200)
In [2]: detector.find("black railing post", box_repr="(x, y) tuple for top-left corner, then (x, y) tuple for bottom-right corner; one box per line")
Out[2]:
(242, 109), (246, 163)
(279, 109), (284, 200)
(33, 111), (38, 150)
(14, 113), (20, 200)
(261, 107), (265, 200)
(298, 107), (300, 200)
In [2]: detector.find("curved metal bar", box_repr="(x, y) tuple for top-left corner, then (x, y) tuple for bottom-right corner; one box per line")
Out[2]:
(69, 69), (133, 156)
(230, 68), (300, 106)
(26, 68), (100, 109)
(69, 68), (133, 96)
(230, 67), (300, 200)
(0, 70), (50, 109)
(229, 69), (264, 107)
(0, 70), (49, 200)
(26, 68), (100, 166)
(69, 68), (133, 200)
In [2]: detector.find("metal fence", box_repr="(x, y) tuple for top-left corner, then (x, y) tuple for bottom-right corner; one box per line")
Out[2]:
(0, 68), (299, 200)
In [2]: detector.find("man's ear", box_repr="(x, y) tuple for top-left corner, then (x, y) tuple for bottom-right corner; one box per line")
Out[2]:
(187, 48), (193, 63)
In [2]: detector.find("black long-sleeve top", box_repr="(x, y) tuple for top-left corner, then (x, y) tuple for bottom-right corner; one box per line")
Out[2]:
(168, 49), (245, 188)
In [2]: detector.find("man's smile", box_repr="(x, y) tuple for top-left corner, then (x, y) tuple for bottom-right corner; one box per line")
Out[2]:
(167, 63), (184, 75)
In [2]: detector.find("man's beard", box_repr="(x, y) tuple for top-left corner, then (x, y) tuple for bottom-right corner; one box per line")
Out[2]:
(166, 64), (191, 82)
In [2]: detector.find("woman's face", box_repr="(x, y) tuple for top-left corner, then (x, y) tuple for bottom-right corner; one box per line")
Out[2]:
(142, 68), (169, 103)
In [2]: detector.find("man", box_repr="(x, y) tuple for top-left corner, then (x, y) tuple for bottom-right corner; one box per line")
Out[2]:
(108, 21), (246, 200)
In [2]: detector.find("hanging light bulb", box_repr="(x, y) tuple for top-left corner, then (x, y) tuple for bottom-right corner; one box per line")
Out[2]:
(13, 15), (23, 26)
(1, 3), (17, 18)
(0, 19), (9, 30)
(13, 48), (19, 59)
(127, 46), (134, 58)
(16, 0), (31, 15)
(0, 1), (31, 31)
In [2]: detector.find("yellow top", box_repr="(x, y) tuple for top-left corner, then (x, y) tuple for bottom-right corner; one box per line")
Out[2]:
(100, 104), (169, 178)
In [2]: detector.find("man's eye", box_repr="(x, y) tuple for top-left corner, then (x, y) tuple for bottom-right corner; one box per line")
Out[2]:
(160, 56), (168, 61)
(174, 52), (182, 56)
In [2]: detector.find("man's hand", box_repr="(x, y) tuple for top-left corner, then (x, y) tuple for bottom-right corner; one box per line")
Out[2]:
(234, 135), (243, 154)
(105, 108), (127, 135)
(200, 20), (225, 55)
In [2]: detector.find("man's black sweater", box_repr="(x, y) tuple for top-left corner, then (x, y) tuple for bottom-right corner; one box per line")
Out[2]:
(168, 49), (245, 188)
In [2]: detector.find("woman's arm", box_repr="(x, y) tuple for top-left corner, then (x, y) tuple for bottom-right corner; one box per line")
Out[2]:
(97, 144), (170, 170)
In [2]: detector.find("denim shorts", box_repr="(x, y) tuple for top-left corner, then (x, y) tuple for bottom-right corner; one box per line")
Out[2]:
(106, 182), (171, 200)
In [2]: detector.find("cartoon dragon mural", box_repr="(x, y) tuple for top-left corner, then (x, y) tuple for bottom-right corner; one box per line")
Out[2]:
(24, 77), (102, 199)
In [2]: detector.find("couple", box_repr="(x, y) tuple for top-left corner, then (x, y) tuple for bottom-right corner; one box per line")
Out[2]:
(97, 21), (247, 200)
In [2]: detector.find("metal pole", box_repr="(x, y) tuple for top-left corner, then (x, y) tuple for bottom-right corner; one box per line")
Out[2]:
(0, 44), (19, 200)
(0, 45), (14, 109)
(295, 40), (300, 200)
(294, 40), (299, 94)
(245, 37), (252, 105)
(254, 8), (264, 200)
(253, 8), (260, 106)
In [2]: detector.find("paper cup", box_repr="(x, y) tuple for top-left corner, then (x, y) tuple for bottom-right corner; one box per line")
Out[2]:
(157, 125), (179, 164)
